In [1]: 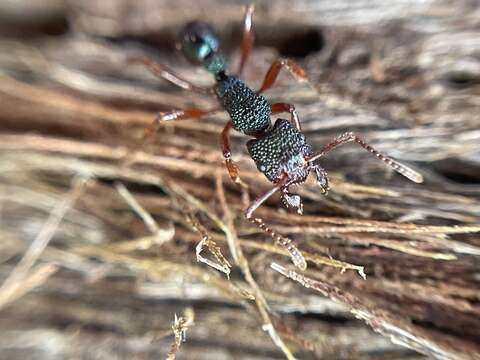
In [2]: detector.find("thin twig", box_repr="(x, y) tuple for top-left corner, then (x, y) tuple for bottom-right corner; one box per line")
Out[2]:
(115, 181), (175, 246)
(166, 308), (195, 360)
(215, 172), (297, 360)
(0, 175), (88, 310)
(270, 262), (461, 359)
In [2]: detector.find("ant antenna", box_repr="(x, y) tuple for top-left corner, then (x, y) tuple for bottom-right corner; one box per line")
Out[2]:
(307, 132), (423, 183)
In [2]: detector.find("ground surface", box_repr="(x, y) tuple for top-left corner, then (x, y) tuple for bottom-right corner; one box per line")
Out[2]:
(0, 1), (479, 359)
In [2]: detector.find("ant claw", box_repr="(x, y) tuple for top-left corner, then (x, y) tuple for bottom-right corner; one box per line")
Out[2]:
(281, 190), (304, 214)
(313, 165), (329, 194)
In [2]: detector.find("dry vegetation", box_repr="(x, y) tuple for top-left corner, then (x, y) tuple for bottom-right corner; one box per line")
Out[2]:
(0, 0), (479, 359)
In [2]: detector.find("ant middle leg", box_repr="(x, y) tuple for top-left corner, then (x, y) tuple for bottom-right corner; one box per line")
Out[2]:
(270, 102), (302, 131)
(257, 58), (309, 94)
(128, 56), (214, 95)
(237, 4), (255, 77)
(308, 132), (424, 183)
(220, 121), (249, 189)
(245, 179), (307, 270)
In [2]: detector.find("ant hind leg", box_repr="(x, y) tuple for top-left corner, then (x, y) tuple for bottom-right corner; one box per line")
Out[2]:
(123, 108), (219, 166)
(143, 108), (218, 138)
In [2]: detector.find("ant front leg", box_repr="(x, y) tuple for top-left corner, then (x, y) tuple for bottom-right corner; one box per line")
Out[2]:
(128, 56), (214, 95)
(270, 102), (302, 132)
(220, 121), (249, 189)
(237, 4), (255, 77)
(257, 58), (309, 94)
(245, 179), (307, 270)
(308, 132), (424, 183)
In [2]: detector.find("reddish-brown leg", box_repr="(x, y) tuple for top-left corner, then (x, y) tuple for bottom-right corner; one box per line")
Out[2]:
(307, 132), (424, 183)
(237, 4), (255, 77)
(128, 56), (214, 95)
(220, 121), (248, 189)
(123, 108), (219, 165)
(143, 108), (218, 139)
(270, 102), (302, 131)
(245, 177), (307, 270)
(257, 58), (308, 94)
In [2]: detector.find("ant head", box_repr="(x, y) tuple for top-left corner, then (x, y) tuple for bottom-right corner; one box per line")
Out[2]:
(177, 21), (226, 74)
(247, 118), (330, 213)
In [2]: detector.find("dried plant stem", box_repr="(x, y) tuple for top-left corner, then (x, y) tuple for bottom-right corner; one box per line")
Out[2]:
(215, 172), (297, 360)
(189, 212), (232, 278)
(115, 181), (175, 246)
(166, 308), (195, 360)
(271, 263), (472, 359)
(0, 176), (88, 310)
(0, 264), (58, 311)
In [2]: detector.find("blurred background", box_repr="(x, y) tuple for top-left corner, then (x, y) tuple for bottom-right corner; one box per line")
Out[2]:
(0, 0), (479, 359)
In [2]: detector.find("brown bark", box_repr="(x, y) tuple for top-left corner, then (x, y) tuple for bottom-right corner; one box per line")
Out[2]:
(0, 0), (479, 359)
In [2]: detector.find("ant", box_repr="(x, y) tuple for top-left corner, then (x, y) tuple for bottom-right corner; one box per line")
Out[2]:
(127, 5), (423, 270)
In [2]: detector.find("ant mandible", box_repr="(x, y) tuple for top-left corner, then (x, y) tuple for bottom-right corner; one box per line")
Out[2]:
(128, 4), (423, 270)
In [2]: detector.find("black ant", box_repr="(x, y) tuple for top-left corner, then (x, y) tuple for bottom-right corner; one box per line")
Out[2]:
(127, 5), (423, 270)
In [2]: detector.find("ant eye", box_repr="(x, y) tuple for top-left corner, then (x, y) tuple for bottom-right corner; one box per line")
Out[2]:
(177, 21), (220, 64)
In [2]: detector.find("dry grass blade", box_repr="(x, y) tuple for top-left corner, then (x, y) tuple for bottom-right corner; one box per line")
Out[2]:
(166, 308), (195, 360)
(305, 253), (366, 279)
(0, 263), (58, 310)
(188, 212), (232, 278)
(276, 224), (480, 236)
(341, 235), (457, 260)
(270, 263), (475, 359)
(115, 181), (175, 246)
(216, 173), (297, 360)
(0, 176), (88, 310)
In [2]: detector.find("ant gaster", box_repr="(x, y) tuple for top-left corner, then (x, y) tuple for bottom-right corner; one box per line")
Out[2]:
(128, 5), (423, 270)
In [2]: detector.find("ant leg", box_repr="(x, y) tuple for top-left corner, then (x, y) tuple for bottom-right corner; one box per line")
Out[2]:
(128, 56), (214, 95)
(257, 58), (308, 94)
(308, 132), (424, 183)
(220, 121), (249, 189)
(270, 102), (302, 132)
(245, 180), (307, 270)
(237, 4), (255, 76)
(142, 108), (218, 139)
(124, 108), (219, 165)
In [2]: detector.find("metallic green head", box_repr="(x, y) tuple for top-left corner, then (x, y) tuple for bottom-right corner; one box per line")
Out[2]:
(177, 21), (226, 74)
